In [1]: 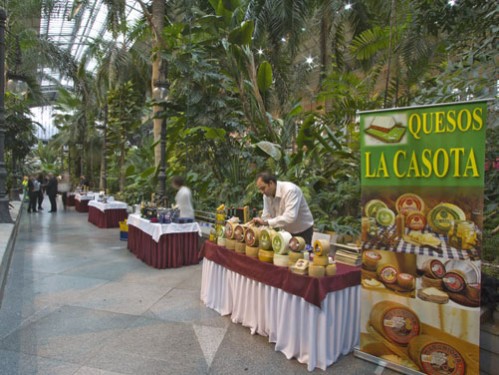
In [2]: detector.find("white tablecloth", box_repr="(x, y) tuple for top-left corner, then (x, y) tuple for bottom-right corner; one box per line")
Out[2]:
(127, 214), (201, 242)
(75, 193), (95, 202)
(88, 200), (128, 212)
(200, 259), (361, 371)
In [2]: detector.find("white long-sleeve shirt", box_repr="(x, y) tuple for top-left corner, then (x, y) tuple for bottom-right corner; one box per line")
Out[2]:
(175, 186), (194, 219)
(261, 181), (314, 234)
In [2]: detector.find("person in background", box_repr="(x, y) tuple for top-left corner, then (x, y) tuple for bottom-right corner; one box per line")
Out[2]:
(79, 175), (89, 190)
(251, 172), (315, 244)
(58, 172), (71, 210)
(45, 173), (58, 212)
(171, 176), (194, 223)
(37, 173), (46, 210)
(27, 175), (39, 213)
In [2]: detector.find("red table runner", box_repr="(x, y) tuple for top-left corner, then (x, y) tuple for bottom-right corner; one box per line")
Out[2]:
(67, 194), (75, 207)
(88, 206), (128, 228)
(128, 225), (199, 269)
(200, 241), (360, 308)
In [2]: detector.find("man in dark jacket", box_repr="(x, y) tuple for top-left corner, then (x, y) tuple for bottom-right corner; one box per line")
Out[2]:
(45, 173), (58, 212)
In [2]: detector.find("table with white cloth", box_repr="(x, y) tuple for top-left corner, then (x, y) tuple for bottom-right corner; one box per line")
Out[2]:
(74, 193), (95, 213)
(127, 214), (201, 269)
(87, 200), (128, 228)
(199, 241), (361, 371)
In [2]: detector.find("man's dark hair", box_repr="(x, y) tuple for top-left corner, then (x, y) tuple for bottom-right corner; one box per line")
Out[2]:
(256, 172), (277, 184)
(172, 176), (185, 187)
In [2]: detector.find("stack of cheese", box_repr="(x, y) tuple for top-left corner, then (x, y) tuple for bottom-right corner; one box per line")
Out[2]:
(224, 218), (240, 250)
(272, 231), (292, 267)
(233, 224), (247, 254)
(244, 226), (260, 258)
(288, 236), (305, 265)
(258, 228), (277, 263)
(309, 239), (336, 277)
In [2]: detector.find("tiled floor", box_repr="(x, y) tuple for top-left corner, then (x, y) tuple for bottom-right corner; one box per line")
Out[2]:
(0, 200), (396, 375)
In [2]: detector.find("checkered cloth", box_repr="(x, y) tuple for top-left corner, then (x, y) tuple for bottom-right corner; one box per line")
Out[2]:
(362, 225), (480, 260)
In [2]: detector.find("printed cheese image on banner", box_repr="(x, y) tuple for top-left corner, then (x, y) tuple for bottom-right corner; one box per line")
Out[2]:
(357, 100), (487, 375)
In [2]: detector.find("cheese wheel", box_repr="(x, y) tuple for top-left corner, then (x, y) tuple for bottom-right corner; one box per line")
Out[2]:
(395, 193), (425, 216)
(245, 226), (260, 247)
(225, 222), (237, 239)
(362, 250), (382, 271)
(216, 226), (225, 238)
(217, 237), (226, 247)
(326, 263), (337, 276)
(408, 335), (465, 375)
(406, 211), (426, 231)
(464, 284), (480, 301)
(260, 228), (277, 250)
(365, 199), (388, 218)
(273, 254), (289, 267)
(234, 224), (247, 242)
(397, 273), (415, 290)
(370, 301), (421, 346)
(422, 259), (446, 279)
(313, 255), (329, 266)
(288, 251), (304, 264)
(225, 238), (236, 250)
(427, 203), (466, 234)
(376, 207), (396, 226)
(376, 263), (399, 285)
(443, 270), (467, 293)
(245, 245), (259, 258)
(309, 264), (326, 278)
(234, 241), (246, 254)
(258, 249), (274, 263)
(272, 231), (292, 254)
(313, 239), (330, 256)
(421, 275), (443, 289)
(289, 236), (306, 252)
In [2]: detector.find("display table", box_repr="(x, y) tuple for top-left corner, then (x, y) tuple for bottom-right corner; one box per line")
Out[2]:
(127, 214), (201, 269)
(67, 193), (75, 207)
(200, 242), (361, 371)
(74, 193), (95, 213)
(88, 200), (128, 228)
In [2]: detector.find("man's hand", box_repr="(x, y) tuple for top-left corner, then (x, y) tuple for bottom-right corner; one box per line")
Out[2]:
(251, 217), (268, 226)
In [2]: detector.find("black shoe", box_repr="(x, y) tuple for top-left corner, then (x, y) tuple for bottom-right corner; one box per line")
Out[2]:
(38, 207), (43, 210)
(27, 210), (31, 213)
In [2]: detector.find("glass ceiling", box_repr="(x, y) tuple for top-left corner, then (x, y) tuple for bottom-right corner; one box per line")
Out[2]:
(39, 0), (142, 88)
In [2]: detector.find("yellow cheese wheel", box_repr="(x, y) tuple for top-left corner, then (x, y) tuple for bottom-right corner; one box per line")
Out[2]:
(313, 239), (330, 256)
(260, 228), (277, 250)
(234, 241), (246, 254)
(217, 237), (226, 247)
(313, 255), (329, 266)
(225, 238), (236, 250)
(326, 263), (337, 276)
(234, 224), (247, 243)
(272, 231), (292, 254)
(376, 263), (399, 285)
(225, 222), (237, 239)
(258, 249), (274, 263)
(245, 245), (259, 258)
(273, 254), (289, 267)
(370, 301), (421, 346)
(289, 236), (306, 252)
(422, 258), (446, 279)
(288, 251), (304, 264)
(408, 335), (466, 375)
(397, 273), (415, 290)
(245, 226), (260, 247)
(309, 264), (326, 278)
(362, 250), (382, 271)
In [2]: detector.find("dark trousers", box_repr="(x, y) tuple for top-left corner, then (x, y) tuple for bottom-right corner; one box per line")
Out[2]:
(62, 192), (68, 209)
(48, 194), (57, 212)
(28, 192), (37, 212)
(291, 225), (314, 245)
(37, 190), (44, 209)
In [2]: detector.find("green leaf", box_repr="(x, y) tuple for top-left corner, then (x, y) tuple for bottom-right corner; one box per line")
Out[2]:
(257, 61), (273, 92)
(228, 20), (254, 46)
(125, 165), (135, 177)
(255, 141), (281, 160)
(140, 166), (156, 179)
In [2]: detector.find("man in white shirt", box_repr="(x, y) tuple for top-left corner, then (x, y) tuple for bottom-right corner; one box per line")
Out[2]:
(252, 172), (314, 244)
(172, 176), (194, 223)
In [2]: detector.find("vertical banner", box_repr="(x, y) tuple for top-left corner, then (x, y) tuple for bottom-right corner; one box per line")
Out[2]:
(357, 101), (487, 375)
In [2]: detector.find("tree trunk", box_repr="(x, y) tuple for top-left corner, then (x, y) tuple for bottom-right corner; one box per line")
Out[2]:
(99, 105), (108, 191)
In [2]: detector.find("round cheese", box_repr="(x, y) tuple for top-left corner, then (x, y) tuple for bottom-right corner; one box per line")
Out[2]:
(408, 335), (465, 375)
(376, 207), (396, 226)
(313, 239), (330, 257)
(273, 254), (289, 267)
(313, 255), (329, 266)
(245, 226), (260, 247)
(225, 222), (236, 239)
(309, 264), (326, 278)
(365, 199), (388, 218)
(272, 231), (292, 254)
(326, 263), (337, 276)
(234, 224), (247, 243)
(234, 241), (246, 253)
(258, 249), (274, 263)
(260, 228), (277, 250)
(443, 270), (467, 293)
(288, 251), (304, 264)
(245, 245), (259, 258)
(289, 236), (306, 252)
(370, 301), (421, 346)
(225, 238), (236, 250)
(406, 211), (426, 231)
(376, 263), (399, 285)
(427, 203), (466, 234)
(397, 273), (415, 290)
(362, 250), (382, 271)
(395, 193), (425, 216)
(422, 259), (446, 279)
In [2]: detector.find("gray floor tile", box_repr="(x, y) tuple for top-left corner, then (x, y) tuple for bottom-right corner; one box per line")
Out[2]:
(73, 366), (128, 375)
(0, 349), (80, 375)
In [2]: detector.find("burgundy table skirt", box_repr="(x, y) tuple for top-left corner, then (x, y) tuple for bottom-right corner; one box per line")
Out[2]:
(200, 241), (361, 308)
(127, 225), (199, 269)
(88, 206), (128, 228)
(75, 199), (91, 212)
(67, 194), (75, 207)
